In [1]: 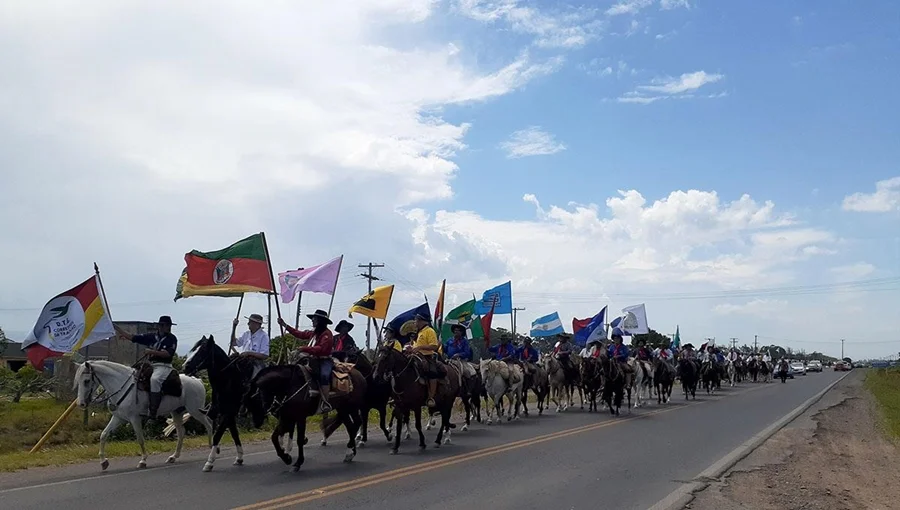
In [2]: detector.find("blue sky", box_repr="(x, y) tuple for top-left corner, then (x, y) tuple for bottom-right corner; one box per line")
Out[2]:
(1, 0), (898, 361)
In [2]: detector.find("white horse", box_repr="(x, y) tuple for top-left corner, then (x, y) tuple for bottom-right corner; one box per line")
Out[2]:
(631, 358), (654, 408)
(540, 354), (567, 412)
(480, 359), (522, 425)
(75, 360), (212, 470)
(726, 360), (737, 387)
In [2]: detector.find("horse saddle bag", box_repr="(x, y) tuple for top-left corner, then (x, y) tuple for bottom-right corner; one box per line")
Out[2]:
(134, 362), (182, 397)
(330, 361), (354, 396)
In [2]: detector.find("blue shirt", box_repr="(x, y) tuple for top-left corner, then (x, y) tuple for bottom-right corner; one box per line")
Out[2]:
(607, 343), (630, 362)
(517, 345), (539, 363)
(489, 343), (516, 360)
(444, 337), (473, 361)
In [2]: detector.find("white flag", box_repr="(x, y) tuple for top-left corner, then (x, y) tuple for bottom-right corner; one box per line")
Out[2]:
(621, 303), (649, 335)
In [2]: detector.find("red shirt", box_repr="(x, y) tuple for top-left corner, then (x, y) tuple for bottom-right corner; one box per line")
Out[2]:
(284, 324), (333, 357)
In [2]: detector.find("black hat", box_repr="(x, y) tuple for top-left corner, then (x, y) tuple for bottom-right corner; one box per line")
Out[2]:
(306, 309), (332, 325)
(414, 313), (431, 322)
(558, 332), (572, 339)
(335, 320), (354, 332)
(450, 324), (466, 334)
(158, 315), (176, 326)
(683, 343), (694, 350)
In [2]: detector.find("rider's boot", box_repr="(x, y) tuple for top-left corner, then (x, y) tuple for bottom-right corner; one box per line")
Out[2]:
(427, 379), (437, 408)
(148, 392), (163, 419)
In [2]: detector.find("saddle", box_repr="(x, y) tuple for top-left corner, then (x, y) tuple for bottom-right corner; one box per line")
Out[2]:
(134, 362), (182, 397)
(330, 361), (355, 396)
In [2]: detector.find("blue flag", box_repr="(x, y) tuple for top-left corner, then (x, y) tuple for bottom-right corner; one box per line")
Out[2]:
(573, 306), (607, 348)
(387, 303), (431, 335)
(475, 281), (512, 315)
(530, 312), (564, 337)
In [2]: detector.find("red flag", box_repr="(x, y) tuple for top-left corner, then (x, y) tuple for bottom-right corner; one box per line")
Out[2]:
(434, 279), (446, 339)
(481, 300), (496, 349)
(572, 317), (591, 335)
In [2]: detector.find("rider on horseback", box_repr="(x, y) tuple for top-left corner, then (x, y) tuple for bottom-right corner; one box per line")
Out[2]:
(115, 315), (177, 419)
(279, 309), (335, 414)
(332, 320), (359, 363)
(230, 313), (269, 380)
(445, 324), (473, 361)
(608, 330), (632, 374)
(516, 337), (539, 377)
(636, 339), (652, 361)
(412, 313), (443, 408)
(489, 334), (517, 361)
(553, 332), (578, 381)
(654, 344), (673, 361)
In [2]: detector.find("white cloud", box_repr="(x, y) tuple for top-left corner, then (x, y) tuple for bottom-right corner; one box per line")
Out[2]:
(607, 0), (688, 16)
(499, 126), (567, 158)
(830, 263), (876, 280)
(661, 0), (690, 10)
(713, 299), (788, 316)
(842, 176), (900, 212)
(619, 70), (724, 104)
(456, 0), (604, 48)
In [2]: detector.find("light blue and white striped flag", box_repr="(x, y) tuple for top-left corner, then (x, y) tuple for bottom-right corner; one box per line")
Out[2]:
(530, 312), (565, 337)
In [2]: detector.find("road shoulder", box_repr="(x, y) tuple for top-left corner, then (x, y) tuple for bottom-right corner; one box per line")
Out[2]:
(687, 370), (900, 510)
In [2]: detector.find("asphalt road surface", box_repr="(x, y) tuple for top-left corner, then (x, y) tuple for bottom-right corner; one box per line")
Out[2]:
(0, 370), (844, 510)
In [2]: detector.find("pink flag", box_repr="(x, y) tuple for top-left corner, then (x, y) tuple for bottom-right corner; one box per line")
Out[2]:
(278, 255), (342, 303)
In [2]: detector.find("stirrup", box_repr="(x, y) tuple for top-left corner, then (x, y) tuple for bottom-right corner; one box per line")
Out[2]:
(426, 398), (436, 407)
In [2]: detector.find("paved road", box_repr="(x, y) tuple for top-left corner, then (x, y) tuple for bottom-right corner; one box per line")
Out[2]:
(0, 371), (844, 510)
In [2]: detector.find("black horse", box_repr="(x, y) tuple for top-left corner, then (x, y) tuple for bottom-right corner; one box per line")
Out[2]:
(677, 358), (698, 400)
(183, 335), (255, 472)
(599, 354), (625, 416)
(580, 356), (604, 412)
(320, 352), (394, 447)
(653, 358), (676, 404)
(700, 360), (720, 394)
(247, 361), (367, 471)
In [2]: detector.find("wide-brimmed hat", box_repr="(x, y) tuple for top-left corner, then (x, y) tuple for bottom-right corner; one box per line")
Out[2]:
(558, 332), (572, 339)
(414, 313), (431, 322)
(611, 328), (625, 338)
(335, 320), (354, 332)
(306, 309), (332, 325)
(450, 324), (466, 334)
(683, 343), (695, 350)
(245, 314), (264, 325)
(158, 315), (176, 326)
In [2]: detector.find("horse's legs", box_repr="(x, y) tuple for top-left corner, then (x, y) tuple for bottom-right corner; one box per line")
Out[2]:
(203, 416), (229, 472)
(272, 419), (292, 465)
(229, 417), (244, 466)
(292, 419), (307, 472)
(378, 405), (392, 442)
(413, 407), (426, 450)
(128, 417), (148, 469)
(168, 411), (186, 464)
(390, 409), (403, 455)
(98, 415), (124, 471)
(321, 411), (342, 446)
(341, 411), (359, 462)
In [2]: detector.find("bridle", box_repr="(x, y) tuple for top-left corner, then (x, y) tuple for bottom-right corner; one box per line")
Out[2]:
(81, 363), (135, 408)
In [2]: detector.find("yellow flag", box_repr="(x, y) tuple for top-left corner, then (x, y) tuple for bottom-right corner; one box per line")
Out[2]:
(348, 284), (394, 319)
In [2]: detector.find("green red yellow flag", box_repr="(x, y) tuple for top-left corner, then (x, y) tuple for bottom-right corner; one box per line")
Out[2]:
(175, 233), (274, 300)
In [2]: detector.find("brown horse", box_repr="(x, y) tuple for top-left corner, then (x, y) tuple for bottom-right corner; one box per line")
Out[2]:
(247, 361), (367, 472)
(319, 352), (394, 447)
(373, 345), (460, 453)
(580, 356), (604, 412)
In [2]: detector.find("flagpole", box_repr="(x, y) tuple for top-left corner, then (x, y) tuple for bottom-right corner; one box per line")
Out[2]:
(229, 293), (245, 355)
(294, 290), (303, 329)
(260, 232), (284, 336)
(327, 255), (343, 318)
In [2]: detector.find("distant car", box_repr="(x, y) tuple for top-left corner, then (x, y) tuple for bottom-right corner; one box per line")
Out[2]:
(834, 362), (849, 371)
(807, 360), (823, 372)
(790, 361), (806, 376)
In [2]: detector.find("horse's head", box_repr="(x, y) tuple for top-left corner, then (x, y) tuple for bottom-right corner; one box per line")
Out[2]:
(74, 361), (98, 408)
(183, 335), (221, 377)
(372, 342), (402, 382)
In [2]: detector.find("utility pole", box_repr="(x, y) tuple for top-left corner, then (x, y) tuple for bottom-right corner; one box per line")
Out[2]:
(754, 334), (758, 353)
(730, 337), (738, 350)
(358, 263), (385, 350)
(841, 338), (845, 359)
(511, 307), (526, 337)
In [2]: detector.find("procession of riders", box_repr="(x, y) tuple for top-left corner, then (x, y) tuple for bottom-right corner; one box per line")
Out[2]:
(92, 310), (789, 471)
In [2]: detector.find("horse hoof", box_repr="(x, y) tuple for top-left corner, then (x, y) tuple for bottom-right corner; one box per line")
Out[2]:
(303, 437), (309, 446)
(216, 446), (220, 454)
(138, 462), (147, 469)
(234, 458), (244, 466)
(357, 440), (366, 448)
(343, 449), (355, 463)
(443, 438), (452, 445)
(101, 459), (109, 471)
(291, 465), (301, 473)
(320, 439), (328, 447)
(166, 455), (177, 464)
(433, 442), (441, 449)
(202, 463), (213, 472)
(418, 445), (426, 452)
(389, 449), (398, 455)
(280, 454), (292, 465)
(461, 424), (468, 432)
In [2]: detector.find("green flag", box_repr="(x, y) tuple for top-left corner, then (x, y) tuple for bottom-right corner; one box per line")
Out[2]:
(672, 325), (680, 349)
(441, 299), (485, 339)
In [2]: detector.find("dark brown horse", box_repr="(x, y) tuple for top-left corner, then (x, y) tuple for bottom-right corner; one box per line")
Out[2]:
(373, 345), (460, 453)
(247, 361), (367, 471)
(599, 353), (625, 416)
(580, 356), (604, 412)
(319, 352), (393, 447)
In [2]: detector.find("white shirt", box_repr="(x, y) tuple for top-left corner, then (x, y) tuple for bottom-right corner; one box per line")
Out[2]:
(235, 328), (270, 356)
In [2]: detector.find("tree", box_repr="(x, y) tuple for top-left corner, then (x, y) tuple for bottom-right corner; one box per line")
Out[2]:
(0, 365), (53, 403)
(630, 329), (672, 349)
(0, 326), (8, 358)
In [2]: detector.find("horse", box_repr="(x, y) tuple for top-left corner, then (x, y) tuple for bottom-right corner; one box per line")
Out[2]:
(726, 359), (737, 387)
(541, 354), (581, 412)
(74, 360), (212, 471)
(449, 359), (483, 430)
(182, 335), (258, 472)
(480, 359), (523, 424)
(372, 345), (459, 453)
(700, 359), (719, 394)
(759, 360), (772, 383)
(319, 351), (393, 447)
(580, 356), (603, 412)
(523, 361), (550, 415)
(677, 358), (698, 400)
(653, 357), (676, 404)
(246, 361), (367, 471)
(748, 358), (760, 382)
(631, 357), (654, 408)
(599, 354), (625, 416)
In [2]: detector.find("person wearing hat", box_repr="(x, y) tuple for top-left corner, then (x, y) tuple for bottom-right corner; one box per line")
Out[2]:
(489, 333), (517, 361)
(278, 309), (335, 414)
(552, 332), (578, 382)
(607, 328), (633, 374)
(382, 324), (404, 353)
(115, 316), (178, 419)
(411, 312), (442, 407)
(444, 324), (473, 362)
(516, 337), (539, 376)
(332, 320), (358, 363)
(230, 313), (270, 379)
(636, 338), (652, 362)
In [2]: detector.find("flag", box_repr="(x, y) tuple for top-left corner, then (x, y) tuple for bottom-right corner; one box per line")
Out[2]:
(387, 303), (431, 336)
(474, 281), (512, 315)
(621, 303), (649, 335)
(348, 284), (394, 319)
(573, 306), (607, 348)
(610, 315), (623, 330)
(441, 299), (484, 340)
(434, 279), (446, 339)
(531, 312), (565, 337)
(277, 255), (342, 303)
(481, 300), (496, 349)
(572, 317), (592, 335)
(175, 233), (274, 300)
(671, 325), (681, 350)
(22, 275), (115, 370)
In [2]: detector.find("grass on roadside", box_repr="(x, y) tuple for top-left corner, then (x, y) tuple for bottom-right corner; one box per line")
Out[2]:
(864, 368), (900, 440)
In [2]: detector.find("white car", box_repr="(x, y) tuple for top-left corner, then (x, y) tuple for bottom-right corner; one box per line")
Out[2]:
(790, 361), (806, 375)
(807, 360), (823, 372)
